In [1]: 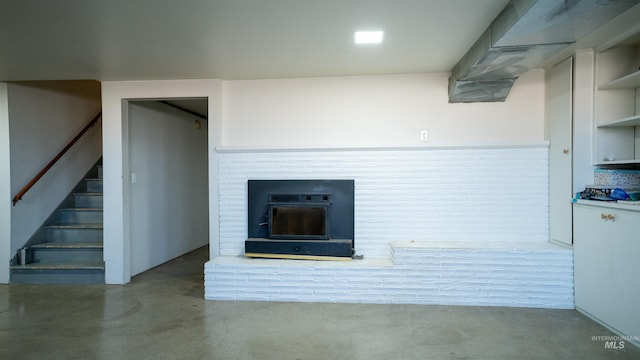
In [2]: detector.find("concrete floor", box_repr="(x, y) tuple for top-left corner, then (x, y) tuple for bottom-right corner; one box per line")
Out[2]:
(1, 246), (638, 360)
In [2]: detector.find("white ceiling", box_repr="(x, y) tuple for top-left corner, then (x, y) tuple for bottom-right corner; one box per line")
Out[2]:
(0, 0), (510, 81)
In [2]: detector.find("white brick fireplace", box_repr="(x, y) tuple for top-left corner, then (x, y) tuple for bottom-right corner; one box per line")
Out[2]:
(204, 145), (574, 309)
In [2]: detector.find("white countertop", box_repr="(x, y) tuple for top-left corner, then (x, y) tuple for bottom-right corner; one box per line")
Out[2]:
(574, 199), (640, 211)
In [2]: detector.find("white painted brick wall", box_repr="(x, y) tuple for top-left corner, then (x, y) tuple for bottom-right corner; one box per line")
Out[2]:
(207, 146), (570, 308)
(204, 242), (573, 308)
(217, 146), (549, 257)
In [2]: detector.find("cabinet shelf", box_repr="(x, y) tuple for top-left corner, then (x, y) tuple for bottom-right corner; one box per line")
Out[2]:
(593, 41), (640, 169)
(598, 69), (640, 90)
(594, 159), (640, 169)
(596, 114), (640, 128)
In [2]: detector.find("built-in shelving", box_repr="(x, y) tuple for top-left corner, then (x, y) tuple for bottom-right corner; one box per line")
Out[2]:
(598, 69), (640, 90)
(593, 37), (639, 168)
(597, 114), (640, 128)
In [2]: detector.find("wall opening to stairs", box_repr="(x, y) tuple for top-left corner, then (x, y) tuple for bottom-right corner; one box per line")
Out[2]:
(128, 99), (209, 276)
(2, 80), (102, 283)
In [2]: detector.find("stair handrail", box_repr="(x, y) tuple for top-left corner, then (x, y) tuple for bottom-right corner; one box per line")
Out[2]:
(12, 111), (102, 206)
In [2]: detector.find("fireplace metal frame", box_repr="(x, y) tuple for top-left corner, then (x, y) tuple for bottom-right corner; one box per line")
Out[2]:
(245, 179), (354, 259)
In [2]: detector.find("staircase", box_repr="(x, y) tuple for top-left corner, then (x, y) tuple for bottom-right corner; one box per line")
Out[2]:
(11, 161), (104, 284)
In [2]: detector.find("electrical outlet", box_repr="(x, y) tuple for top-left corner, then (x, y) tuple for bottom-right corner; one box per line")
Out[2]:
(420, 130), (429, 142)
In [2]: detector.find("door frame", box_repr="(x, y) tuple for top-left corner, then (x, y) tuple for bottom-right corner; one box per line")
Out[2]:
(101, 80), (222, 284)
(547, 57), (574, 246)
(127, 100), (209, 276)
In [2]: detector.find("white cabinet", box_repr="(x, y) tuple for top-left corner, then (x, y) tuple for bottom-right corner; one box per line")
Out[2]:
(594, 40), (640, 168)
(574, 202), (640, 341)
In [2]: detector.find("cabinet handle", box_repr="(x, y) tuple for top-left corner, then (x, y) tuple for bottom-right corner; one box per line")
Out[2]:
(563, 149), (569, 154)
(600, 213), (616, 222)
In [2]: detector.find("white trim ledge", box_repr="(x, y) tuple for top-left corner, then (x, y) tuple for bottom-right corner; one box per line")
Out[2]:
(216, 142), (550, 153)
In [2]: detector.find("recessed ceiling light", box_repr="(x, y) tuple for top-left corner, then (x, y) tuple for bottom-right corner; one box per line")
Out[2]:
(354, 30), (384, 45)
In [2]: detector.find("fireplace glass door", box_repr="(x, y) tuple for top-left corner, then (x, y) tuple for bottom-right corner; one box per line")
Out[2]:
(269, 203), (330, 240)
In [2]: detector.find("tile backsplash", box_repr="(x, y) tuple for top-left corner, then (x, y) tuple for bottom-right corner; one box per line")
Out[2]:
(594, 169), (640, 186)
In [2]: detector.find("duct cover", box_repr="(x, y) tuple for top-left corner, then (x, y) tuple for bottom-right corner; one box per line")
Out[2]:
(449, 0), (640, 103)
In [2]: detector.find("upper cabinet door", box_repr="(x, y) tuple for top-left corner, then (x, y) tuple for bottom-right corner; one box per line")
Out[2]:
(547, 57), (573, 246)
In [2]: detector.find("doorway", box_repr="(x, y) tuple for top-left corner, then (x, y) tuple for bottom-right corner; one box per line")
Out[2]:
(128, 99), (208, 276)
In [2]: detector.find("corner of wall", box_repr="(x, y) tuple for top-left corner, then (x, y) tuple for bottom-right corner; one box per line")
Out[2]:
(0, 83), (11, 283)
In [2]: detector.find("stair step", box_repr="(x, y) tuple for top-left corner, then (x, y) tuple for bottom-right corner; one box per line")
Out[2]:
(11, 262), (104, 270)
(46, 224), (103, 229)
(85, 178), (103, 193)
(73, 193), (103, 208)
(10, 261), (105, 284)
(30, 241), (103, 249)
(28, 241), (103, 263)
(57, 208), (103, 224)
(46, 225), (103, 242)
(61, 208), (103, 211)
(73, 192), (103, 197)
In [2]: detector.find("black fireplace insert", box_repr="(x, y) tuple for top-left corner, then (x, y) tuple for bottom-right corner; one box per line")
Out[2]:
(245, 180), (354, 259)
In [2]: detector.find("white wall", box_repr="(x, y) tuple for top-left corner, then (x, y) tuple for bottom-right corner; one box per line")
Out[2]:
(7, 81), (102, 260)
(222, 70), (546, 148)
(0, 83), (11, 283)
(101, 79), (222, 284)
(128, 101), (208, 276)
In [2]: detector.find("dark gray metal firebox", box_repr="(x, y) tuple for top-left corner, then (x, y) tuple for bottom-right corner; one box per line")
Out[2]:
(245, 180), (354, 259)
